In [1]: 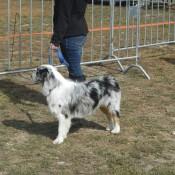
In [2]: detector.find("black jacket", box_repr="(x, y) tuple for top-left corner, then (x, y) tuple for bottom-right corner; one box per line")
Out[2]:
(51, 0), (88, 46)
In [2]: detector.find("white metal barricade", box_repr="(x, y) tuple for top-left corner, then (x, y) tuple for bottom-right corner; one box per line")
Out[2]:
(0, 0), (54, 74)
(109, 0), (150, 79)
(0, 0), (174, 77)
(140, 0), (175, 47)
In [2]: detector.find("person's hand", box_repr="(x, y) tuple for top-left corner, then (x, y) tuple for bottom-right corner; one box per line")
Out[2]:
(50, 43), (59, 51)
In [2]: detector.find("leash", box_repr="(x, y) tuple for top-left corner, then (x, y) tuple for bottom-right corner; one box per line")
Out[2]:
(48, 47), (69, 68)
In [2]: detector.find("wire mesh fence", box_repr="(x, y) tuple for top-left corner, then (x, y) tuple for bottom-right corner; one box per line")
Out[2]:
(140, 0), (175, 47)
(0, 0), (174, 76)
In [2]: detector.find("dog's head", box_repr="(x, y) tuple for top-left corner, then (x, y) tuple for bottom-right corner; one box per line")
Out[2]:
(32, 65), (58, 96)
(32, 65), (55, 84)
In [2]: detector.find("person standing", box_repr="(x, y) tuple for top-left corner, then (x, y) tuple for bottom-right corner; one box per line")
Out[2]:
(50, 0), (88, 81)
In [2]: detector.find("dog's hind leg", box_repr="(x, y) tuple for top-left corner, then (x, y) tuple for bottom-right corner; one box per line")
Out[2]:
(110, 91), (121, 134)
(100, 106), (120, 134)
(110, 114), (120, 134)
(53, 114), (71, 144)
(100, 106), (114, 131)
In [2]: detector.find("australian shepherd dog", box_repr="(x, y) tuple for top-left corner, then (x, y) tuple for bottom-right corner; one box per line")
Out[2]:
(32, 65), (121, 144)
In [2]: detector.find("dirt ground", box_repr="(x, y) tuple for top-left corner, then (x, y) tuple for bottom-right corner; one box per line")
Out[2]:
(0, 45), (175, 175)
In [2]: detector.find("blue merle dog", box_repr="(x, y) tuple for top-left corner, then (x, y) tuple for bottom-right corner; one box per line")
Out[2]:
(32, 65), (121, 144)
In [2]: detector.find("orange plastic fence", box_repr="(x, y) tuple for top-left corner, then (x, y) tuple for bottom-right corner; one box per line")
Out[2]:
(0, 21), (175, 41)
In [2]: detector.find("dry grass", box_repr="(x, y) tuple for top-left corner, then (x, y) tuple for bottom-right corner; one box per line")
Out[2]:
(0, 45), (175, 175)
(0, 1), (175, 174)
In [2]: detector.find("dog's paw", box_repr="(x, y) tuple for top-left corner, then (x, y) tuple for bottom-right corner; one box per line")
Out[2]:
(106, 127), (111, 131)
(111, 126), (120, 134)
(106, 123), (114, 131)
(53, 137), (64, 144)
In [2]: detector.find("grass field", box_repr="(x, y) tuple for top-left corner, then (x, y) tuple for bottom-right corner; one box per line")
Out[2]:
(0, 44), (175, 175)
(0, 1), (175, 175)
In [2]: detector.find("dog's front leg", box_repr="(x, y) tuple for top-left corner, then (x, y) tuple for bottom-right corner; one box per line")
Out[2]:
(53, 114), (71, 144)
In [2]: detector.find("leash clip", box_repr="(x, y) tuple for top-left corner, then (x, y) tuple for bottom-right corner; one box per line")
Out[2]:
(48, 47), (69, 68)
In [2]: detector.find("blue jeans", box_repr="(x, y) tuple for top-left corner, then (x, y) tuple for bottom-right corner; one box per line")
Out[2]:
(60, 35), (87, 81)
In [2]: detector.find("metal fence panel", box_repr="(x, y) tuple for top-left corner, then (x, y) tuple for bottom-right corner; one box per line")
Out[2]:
(140, 0), (175, 47)
(0, 0), (174, 76)
(109, 0), (150, 79)
(0, 0), (54, 73)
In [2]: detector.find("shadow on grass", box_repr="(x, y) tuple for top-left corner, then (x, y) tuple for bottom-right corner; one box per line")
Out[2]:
(161, 57), (175, 64)
(2, 118), (105, 139)
(0, 79), (46, 105)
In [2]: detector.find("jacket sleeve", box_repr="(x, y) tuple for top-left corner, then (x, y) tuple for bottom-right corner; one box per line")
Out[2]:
(51, 0), (73, 46)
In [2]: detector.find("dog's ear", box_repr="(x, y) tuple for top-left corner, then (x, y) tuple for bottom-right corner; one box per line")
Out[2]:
(37, 67), (48, 80)
(37, 67), (54, 82)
